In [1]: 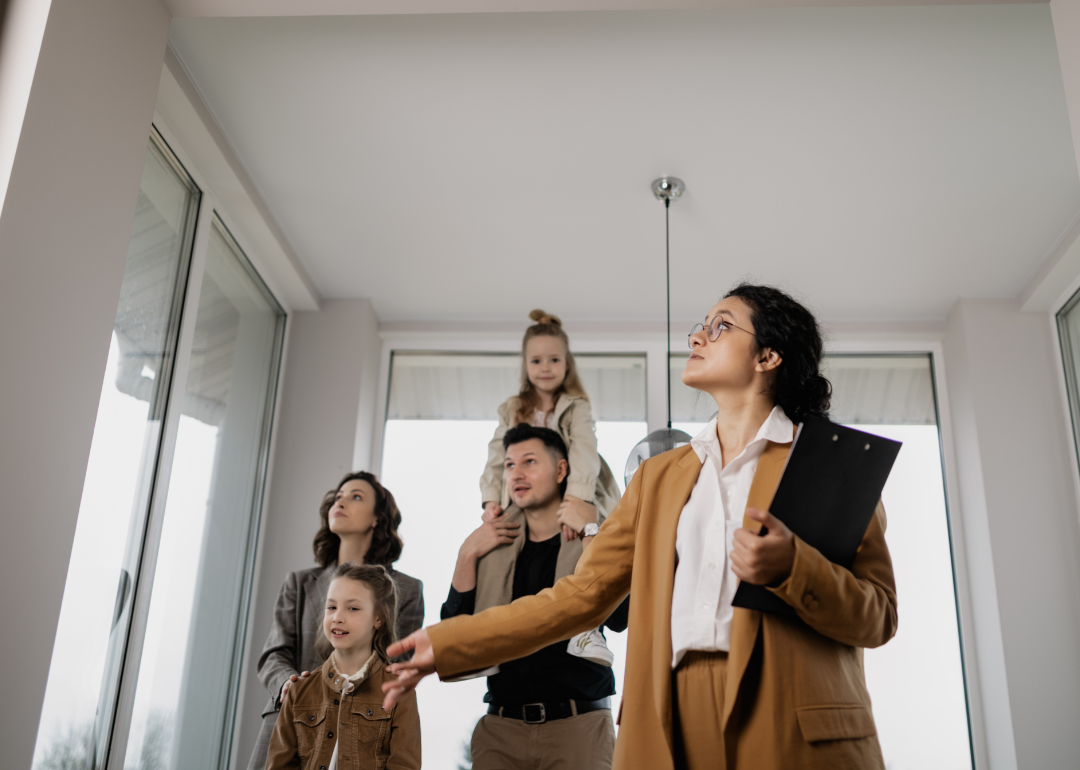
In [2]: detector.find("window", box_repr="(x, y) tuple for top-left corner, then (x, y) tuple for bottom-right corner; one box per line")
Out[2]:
(119, 218), (285, 769)
(670, 352), (973, 770)
(32, 135), (285, 770)
(381, 351), (647, 770)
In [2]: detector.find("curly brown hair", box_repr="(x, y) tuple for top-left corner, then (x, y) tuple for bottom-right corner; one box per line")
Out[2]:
(312, 471), (404, 568)
(724, 283), (832, 424)
(314, 563), (398, 663)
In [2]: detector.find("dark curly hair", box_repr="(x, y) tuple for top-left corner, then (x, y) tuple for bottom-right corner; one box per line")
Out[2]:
(313, 471), (404, 568)
(724, 283), (831, 424)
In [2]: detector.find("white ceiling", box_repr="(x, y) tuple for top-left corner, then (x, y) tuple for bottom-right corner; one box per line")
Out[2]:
(169, 6), (1080, 323)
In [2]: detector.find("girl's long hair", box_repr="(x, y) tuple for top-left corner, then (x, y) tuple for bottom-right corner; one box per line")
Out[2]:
(312, 471), (404, 568)
(723, 283), (832, 424)
(515, 309), (588, 424)
(315, 563), (398, 663)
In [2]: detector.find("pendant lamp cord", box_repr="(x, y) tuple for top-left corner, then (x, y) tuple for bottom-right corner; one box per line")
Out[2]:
(665, 197), (672, 429)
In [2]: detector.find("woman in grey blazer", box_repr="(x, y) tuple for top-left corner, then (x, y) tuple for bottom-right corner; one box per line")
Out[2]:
(247, 471), (424, 770)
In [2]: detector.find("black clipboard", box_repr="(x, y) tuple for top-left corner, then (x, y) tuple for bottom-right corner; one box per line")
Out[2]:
(731, 416), (902, 618)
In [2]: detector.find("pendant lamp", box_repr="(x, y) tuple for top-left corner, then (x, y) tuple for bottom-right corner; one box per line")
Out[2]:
(624, 178), (694, 487)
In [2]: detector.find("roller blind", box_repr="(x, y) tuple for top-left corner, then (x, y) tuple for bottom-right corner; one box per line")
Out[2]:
(387, 352), (647, 422)
(669, 353), (936, 425)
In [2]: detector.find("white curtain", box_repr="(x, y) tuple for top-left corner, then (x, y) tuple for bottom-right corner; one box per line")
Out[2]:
(388, 353), (647, 422)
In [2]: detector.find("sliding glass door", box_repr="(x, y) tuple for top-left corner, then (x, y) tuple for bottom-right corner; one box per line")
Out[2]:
(120, 218), (285, 770)
(31, 132), (199, 770)
(32, 132), (285, 770)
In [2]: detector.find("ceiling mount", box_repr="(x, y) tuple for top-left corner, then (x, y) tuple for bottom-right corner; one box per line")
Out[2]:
(651, 177), (685, 205)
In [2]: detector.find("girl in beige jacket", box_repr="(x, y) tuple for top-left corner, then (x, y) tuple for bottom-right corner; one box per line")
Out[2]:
(477, 310), (622, 665)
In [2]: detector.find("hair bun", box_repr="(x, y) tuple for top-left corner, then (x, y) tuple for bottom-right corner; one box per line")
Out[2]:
(529, 309), (562, 327)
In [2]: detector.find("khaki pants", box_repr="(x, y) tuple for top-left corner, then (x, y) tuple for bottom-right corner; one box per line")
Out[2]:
(470, 709), (615, 770)
(673, 650), (728, 770)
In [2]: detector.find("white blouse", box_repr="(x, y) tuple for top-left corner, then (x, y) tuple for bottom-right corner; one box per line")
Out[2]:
(531, 408), (557, 430)
(670, 406), (794, 668)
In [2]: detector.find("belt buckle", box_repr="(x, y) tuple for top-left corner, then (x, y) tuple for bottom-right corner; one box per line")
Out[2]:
(522, 703), (546, 724)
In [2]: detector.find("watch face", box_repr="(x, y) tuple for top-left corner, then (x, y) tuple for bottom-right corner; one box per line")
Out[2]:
(584, 523), (600, 537)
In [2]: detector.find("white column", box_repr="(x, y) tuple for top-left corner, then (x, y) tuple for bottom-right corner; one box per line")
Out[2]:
(943, 298), (1080, 769)
(0, 0), (170, 766)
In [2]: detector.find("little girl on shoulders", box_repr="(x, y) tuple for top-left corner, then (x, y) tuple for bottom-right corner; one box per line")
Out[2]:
(480, 309), (621, 527)
(266, 564), (420, 770)
(478, 309), (622, 665)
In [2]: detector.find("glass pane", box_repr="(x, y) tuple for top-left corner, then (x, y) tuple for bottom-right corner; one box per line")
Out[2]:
(31, 134), (200, 764)
(383, 351), (645, 770)
(860, 422), (972, 770)
(671, 352), (972, 770)
(123, 218), (284, 770)
(32, 134), (199, 769)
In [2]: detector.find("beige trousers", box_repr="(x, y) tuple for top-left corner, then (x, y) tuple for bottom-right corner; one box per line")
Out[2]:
(470, 709), (615, 770)
(673, 650), (729, 770)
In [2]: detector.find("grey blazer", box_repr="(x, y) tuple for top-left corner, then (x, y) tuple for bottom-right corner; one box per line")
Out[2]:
(255, 563), (424, 717)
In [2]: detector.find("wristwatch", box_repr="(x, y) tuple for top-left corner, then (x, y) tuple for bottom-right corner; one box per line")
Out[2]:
(581, 522), (600, 538)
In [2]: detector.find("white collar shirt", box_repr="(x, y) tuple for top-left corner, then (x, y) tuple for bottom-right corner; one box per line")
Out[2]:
(670, 406), (794, 668)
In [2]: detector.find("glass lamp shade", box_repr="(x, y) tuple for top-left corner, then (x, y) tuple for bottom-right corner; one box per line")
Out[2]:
(624, 427), (694, 487)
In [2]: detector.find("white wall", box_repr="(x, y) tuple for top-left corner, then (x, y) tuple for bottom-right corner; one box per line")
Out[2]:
(943, 298), (1080, 769)
(235, 298), (381, 765)
(0, 0), (170, 767)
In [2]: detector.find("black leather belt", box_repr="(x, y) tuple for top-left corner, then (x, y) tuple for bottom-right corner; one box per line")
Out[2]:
(487, 697), (611, 724)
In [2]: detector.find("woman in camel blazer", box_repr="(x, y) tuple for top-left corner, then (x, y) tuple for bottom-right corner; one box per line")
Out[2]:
(383, 284), (898, 770)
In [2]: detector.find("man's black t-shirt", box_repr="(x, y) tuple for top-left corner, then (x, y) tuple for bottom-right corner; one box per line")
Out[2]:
(441, 532), (619, 706)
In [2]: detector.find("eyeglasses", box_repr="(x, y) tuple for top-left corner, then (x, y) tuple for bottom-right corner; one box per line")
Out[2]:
(687, 316), (756, 349)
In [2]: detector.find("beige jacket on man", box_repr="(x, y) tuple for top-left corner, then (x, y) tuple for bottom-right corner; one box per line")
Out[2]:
(433, 440), (898, 770)
(480, 393), (621, 516)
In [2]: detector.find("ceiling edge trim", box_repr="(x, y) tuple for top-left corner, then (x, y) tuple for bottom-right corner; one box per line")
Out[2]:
(1020, 207), (1080, 313)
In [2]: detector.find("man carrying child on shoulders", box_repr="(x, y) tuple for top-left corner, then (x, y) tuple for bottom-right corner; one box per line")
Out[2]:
(442, 424), (628, 770)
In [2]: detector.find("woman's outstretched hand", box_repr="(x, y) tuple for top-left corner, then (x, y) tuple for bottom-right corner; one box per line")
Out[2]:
(383, 628), (436, 710)
(731, 507), (796, 586)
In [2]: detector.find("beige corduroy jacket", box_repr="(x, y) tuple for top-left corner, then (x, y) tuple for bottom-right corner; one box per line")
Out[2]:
(266, 655), (421, 770)
(433, 439), (898, 770)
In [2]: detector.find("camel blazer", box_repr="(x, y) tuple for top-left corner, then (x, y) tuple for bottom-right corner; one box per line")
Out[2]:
(429, 440), (898, 770)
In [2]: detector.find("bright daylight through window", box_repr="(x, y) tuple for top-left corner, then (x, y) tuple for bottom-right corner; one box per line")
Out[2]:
(382, 352), (647, 769)
(383, 349), (973, 770)
(32, 135), (286, 770)
(32, 132), (199, 770)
